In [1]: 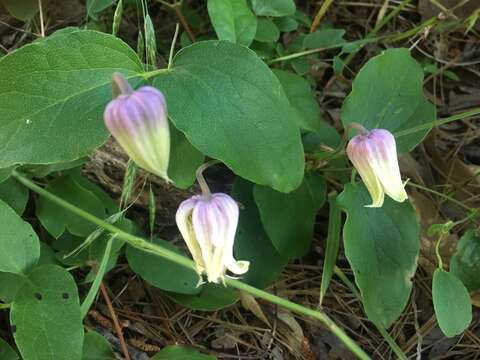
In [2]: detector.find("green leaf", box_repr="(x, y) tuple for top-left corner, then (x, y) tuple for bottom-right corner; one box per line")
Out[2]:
(302, 121), (342, 151)
(303, 29), (345, 49)
(0, 167), (13, 183)
(23, 157), (87, 179)
(151, 345), (217, 360)
(207, 0), (257, 47)
(450, 230), (480, 291)
(166, 283), (238, 311)
(153, 41), (304, 192)
(39, 242), (60, 266)
(1, 0), (37, 20)
(0, 273), (24, 302)
(0, 338), (19, 360)
(341, 48), (435, 152)
(251, 0), (296, 17)
(337, 183), (419, 327)
(232, 179), (288, 288)
(0, 199), (39, 274)
(82, 331), (115, 360)
(126, 238), (201, 295)
(86, 0), (115, 18)
(80, 236), (114, 318)
(168, 126), (204, 189)
(273, 69), (322, 132)
(253, 173), (326, 259)
(432, 269), (472, 337)
(320, 193), (341, 304)
(254, 19), (280, 43)
(68, 170), (119, 215)
(36, 176), (106, 238)
(0, 30), (143, 169)
(0, 177), (28, 215)
(273, 16), (299, 32)
(10, 265), (84, 360)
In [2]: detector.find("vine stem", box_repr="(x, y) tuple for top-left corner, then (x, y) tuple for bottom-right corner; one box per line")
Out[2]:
(394, 107), (480, 138)
(12, 171), (370, 360)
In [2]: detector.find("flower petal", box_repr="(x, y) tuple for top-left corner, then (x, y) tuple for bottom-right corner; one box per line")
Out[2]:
(347, 135), (385, 207)
(366, 129), (408, 203)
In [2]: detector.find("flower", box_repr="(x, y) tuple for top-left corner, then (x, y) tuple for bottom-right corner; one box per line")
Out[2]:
(104, 73), (170, 181)
(176, 164), (249, 284)
(346, 128), (408, 208)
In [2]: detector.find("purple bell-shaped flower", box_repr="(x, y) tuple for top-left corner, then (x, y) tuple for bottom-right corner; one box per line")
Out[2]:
(104, 73), (170, 181)
(347, 127), (408, 207)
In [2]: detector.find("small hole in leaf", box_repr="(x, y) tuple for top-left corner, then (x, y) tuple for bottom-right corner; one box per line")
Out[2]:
(62, 293), (69, 299)
(34, 293), (42, 300)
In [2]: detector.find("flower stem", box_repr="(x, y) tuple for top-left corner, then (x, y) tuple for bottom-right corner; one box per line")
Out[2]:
(12, 171), (371, 360)
(347, 122), (369, 136)
(112, 73), (134, 96)
(195, 160), (219, 198)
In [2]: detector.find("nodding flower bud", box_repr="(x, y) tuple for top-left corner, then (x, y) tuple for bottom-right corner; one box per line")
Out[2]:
(104, 73), (170, 181)
(346, 127), (408, 208)
(175, 164), (249, 284)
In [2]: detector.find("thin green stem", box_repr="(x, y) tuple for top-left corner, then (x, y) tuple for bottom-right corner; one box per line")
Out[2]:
(395, 107), (480, 138)
(226, 278), (369, 359)
(142, 68), (171, 79)
(267, 37), (380, 64)
(13, 171), (370, 360)
(435, 233), (445, 269)
(333, 267), (407, 360)
(0, 303), (11, 310)
(168, 23), (180, 70)
(371, 0), (413, 36)
(406, 182), (472, 212)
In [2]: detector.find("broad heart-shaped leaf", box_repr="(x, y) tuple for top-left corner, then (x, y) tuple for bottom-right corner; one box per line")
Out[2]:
(207, 0), (257, 47)
(432, 269), (472, 337)
(337, 183), (419, 327)
(274, 16), (298, 32)
(151, 345), (217, 360)
(0, 30), (143, 170)
(303, 29), (345, 49)
(10, 265), (84, 360)
(36, 176), (106, 238)
(166, 283), (238, 311)
(0, 339), (20, 360)
(1, 0), (38, 20)
(341, 48), (435, 152)
(0, 177), (28, 215)
(82, 331), (115, 360)
(251, 0), (296, 17)
(0, 337), (19, 360)
(273, 69), (322, 132)
(450, 230), (480, 291)
(0, 199), (40, 274)
(253, 173), (326, 259)
(153, 41), (304, 193)
(126, 238), (201, 295)
(254, 19), (280, 43)
(86, 0), (115, 17)
(168, 126), (204, 189)
(232, 179), (288, 288)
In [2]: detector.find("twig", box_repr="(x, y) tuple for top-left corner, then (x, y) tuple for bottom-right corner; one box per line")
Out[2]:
(99, 282), (131, 360)
(91, 261), (131, 360)
(173, 4), (196, 42)
(310, 0), (334, 33)
(38, 0), (45, 37)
